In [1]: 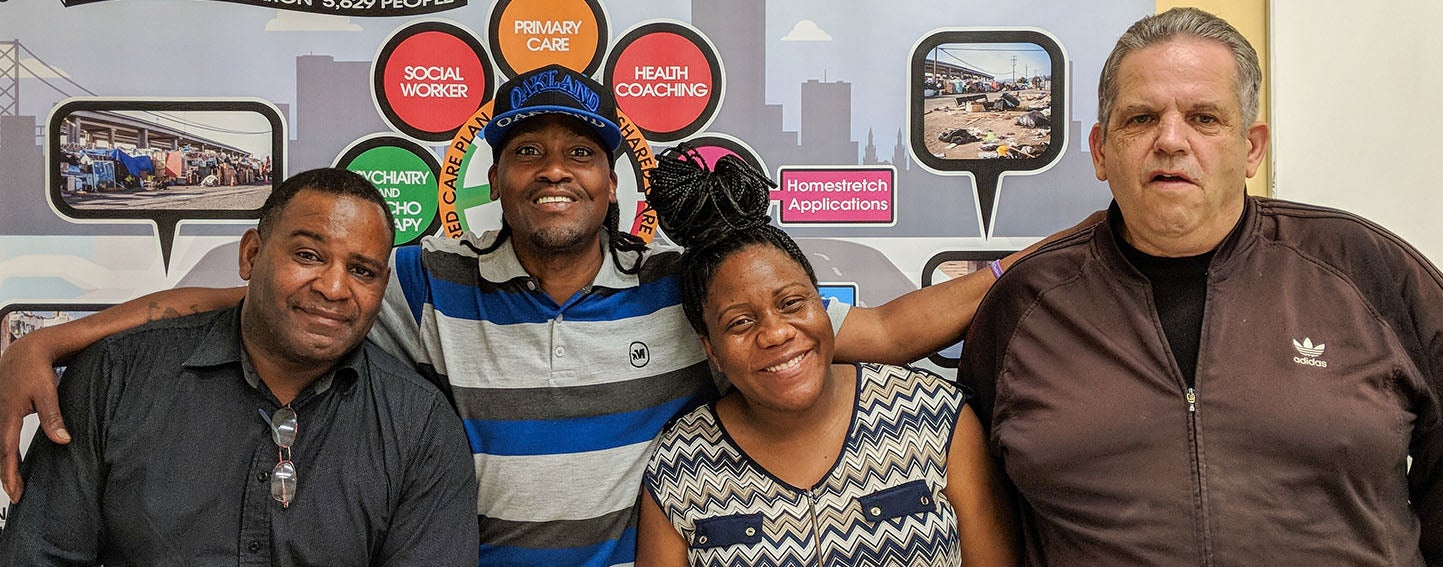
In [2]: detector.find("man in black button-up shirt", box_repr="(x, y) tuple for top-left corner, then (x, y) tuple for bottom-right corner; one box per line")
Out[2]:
(0, 169), (478, 565)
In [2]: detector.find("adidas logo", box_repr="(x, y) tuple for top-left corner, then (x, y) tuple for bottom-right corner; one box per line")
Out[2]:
(1291, 338), (1327, 368)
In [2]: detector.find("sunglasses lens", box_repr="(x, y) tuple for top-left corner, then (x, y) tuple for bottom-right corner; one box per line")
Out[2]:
(271, 460), (297, 503)
(271, 407), (298, 447)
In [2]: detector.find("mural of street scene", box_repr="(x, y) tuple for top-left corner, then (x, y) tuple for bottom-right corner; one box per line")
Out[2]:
(920, 42), (1054, 161)
(56, 109), (274, 210)
(1, 308), (104, 378)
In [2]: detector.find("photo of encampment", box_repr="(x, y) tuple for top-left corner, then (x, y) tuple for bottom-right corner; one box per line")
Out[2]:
(55, 109), (275, 211)
(919, 42), (1055, 161)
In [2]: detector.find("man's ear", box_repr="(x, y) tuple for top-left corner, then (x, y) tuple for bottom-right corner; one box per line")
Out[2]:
(488, 164), (499, 201)
(1244, 121), (1270, 179)
(1088, 123), (1108, 181)
(608, 169), (618, 205)
(238, 228), (261, 282)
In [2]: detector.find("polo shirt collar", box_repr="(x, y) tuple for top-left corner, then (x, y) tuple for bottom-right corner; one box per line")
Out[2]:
(471, 229), (642, 291)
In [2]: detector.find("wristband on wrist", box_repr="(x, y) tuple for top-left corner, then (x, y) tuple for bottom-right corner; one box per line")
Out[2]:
(989, 259), (1005, 279)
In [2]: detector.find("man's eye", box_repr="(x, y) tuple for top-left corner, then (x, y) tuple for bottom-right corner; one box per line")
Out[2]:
(1195, 114), (1218, 124)
(350, 266), (376, 279)
(296, 251), (321, 262)
(515, 145), (540, 156)
(1127, 114), (1154, 125)
(570, 146), (595, 157)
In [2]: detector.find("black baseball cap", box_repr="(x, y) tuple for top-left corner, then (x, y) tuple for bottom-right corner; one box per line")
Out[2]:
(483, 64), (624, 154)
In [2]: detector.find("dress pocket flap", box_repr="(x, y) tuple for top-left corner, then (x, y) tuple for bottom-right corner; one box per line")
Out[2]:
(691, 513), (764, 548)
(857, 479), (935, 522)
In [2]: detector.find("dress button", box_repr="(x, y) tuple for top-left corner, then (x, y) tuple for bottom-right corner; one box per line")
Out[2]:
(697, 535), (708, 545)
(869, 506), (883, 517)
(554, 346), (565, 358)
(744, 527), (756, 537)
(248, 540), (261, 552)
(920, 496), (930, 505)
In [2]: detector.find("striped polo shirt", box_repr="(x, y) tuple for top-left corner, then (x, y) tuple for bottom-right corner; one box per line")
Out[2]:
(366, 231), (847, 566)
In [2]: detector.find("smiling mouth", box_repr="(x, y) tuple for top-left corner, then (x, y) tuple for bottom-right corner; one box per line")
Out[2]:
(764, 353), (806, 373)
(535, 195), (576, 205)
(298, 307), (348, 326)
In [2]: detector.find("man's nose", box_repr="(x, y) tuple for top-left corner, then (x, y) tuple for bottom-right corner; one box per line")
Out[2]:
(536, 152), (574, 184)
(313, 262), (350, 301)
(1154, 114), (1189, 154)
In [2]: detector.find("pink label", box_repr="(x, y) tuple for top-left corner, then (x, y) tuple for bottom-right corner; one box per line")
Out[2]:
(774, 167), (894, 224)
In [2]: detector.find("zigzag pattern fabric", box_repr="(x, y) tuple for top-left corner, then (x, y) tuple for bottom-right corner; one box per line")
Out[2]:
(644, 363), (966, 566)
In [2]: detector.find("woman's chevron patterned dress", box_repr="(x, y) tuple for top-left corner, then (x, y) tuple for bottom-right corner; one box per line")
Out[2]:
(644, 362), (967, 566)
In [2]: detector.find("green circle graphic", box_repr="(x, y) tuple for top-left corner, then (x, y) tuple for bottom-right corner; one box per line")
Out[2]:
(347, 146), (439, 245)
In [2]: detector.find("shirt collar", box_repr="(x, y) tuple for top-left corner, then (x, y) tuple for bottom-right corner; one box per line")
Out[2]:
(182, 302), (361, 397)
(470, 229), (642, 291)
(1096, 195), (1258, 281)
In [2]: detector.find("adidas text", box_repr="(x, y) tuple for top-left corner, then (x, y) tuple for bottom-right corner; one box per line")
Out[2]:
(1293, 356), (1328, 368)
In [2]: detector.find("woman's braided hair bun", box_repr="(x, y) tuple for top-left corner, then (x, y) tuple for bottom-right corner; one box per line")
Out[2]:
(647, 144), (775, 250)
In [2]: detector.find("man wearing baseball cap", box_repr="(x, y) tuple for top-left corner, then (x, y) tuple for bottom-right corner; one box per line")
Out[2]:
(0, 64), (1063, 566)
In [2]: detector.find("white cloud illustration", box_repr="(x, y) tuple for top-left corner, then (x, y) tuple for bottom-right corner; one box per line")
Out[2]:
(781, 20), (832, 42)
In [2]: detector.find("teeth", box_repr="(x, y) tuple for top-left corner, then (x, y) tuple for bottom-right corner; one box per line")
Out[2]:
(764, 354), (804, 373)
(536, 195), (573, 205)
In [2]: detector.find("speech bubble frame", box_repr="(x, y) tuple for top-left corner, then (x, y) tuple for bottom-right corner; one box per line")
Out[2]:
(603, 19), (726, 143)
(906, 28), (1069, 236)
(46, 98), (285, 274)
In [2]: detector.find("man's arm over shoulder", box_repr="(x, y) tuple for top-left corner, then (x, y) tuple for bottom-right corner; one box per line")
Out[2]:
(0, 340), (116, 565)
(373, 364), (478, 566)
(0, 286), (244, 501)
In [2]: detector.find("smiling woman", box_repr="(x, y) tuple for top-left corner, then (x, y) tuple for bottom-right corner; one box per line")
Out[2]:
(635, 146), (1019, 567)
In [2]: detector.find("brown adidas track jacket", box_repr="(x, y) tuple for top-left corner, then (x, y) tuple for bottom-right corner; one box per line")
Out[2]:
(960, 197), (1442, 566)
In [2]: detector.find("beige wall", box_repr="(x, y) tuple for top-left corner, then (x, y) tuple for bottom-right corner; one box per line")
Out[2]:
(1156, 0), (1270, 196)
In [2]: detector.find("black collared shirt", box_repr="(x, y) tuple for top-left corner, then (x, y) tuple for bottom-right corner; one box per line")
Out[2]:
(0, 305), (478, 566)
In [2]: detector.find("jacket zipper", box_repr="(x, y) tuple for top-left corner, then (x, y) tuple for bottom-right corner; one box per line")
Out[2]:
(1186, 386), (1211, 566)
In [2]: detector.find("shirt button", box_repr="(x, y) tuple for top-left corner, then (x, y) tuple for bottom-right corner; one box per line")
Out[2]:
(697, 535), (708, 545)
(869, 506), (883, 517)
(525, 280), (538, 291)
(256, 471), (268, 483)
(744, 527), (756, 537)
(554, 346), (565, 358)
(248, 540), (261, 552)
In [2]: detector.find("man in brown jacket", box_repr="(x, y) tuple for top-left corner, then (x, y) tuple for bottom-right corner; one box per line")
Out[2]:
(960, 7), (1442, 565)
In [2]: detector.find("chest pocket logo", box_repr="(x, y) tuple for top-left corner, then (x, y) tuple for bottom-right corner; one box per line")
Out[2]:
(858, 479), (936, 523)
(630, 341), (650, 368)
(691, 512), (763, 548)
